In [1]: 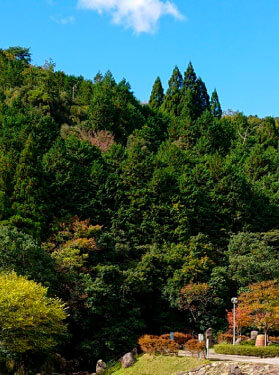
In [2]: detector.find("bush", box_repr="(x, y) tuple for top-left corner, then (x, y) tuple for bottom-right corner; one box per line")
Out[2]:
(185, 339), (206, 358)
(240, 340), (255, 346)
(214, 344), (279, 357)
(138, 335), (179, 355)
(217, 333), (248, 344)
(269, 336), (279, 343)
(160, 332), (192, 345)
(217, 333), (233, 344)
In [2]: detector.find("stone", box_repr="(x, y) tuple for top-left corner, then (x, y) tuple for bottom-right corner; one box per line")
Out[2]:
(96, 360), (107, 373)
(251, 330), (259, 340)
(131, 347), (138, 356)
(121, 352), (135, 368)
(228, 364), (242, 375)
(235, 337), (242, 345)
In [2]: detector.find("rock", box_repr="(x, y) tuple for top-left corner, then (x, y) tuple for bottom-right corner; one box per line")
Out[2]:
(96, 360), (107, 373)
(121, 352), (135, 368)
(228, 364), (242, 375)
(235, 337), (242, 345)
(251, 330), (259, 340)
(176, 372), (186, 375)
(131, 347), (138, 356)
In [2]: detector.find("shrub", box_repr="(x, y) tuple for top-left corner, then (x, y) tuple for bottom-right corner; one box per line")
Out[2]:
(138, 335), (179, 355)
(217, 333), (248, 344)
(138, 335), (158, 354)
(217, 333), (233, 344)
(160, 332), (192, 345)
(214, 344), (279, 357)
(240, 340), (255, 346)
(185, 339), (206, 358)
(269, 336), (279, 343)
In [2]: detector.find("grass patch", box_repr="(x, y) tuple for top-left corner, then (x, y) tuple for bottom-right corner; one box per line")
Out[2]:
(106, 354), (209, 375)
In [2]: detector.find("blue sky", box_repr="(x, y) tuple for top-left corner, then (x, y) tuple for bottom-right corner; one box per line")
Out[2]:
(0, 0), (279, 117)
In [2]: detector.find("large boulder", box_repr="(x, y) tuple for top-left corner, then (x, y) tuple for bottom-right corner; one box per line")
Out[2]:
(96, 360), (107, 373)
(121, 352), (135, 368)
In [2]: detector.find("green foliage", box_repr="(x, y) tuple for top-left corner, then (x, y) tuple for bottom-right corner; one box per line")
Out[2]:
(226, 232), (279, 287)
(2, 46), (279, 371)
(149, 77), (164, 110)
(0, 225), (56, 288)
(180, 62), (210, 122)
(0, 272), (67, 354)
(210, 89), (222, 118)
(214, 344), (279, 357)
(161, 66), (182, 117)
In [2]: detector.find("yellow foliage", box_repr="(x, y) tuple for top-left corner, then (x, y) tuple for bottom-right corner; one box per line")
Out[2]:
(0, 272), (67, 353)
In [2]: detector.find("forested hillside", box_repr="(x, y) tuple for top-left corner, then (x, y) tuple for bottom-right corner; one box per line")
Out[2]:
(1, 46), (279, 371)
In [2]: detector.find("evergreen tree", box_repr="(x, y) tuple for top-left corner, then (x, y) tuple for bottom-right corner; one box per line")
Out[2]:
(11, 133), (47, 237)
(161, 66), (182, 117)
(196, 78), (210, 113)
(210, 89), (222, 118)
(180, 62), (210, 121)
(182, 61), (197, 94)
(149, 77), (164, 110)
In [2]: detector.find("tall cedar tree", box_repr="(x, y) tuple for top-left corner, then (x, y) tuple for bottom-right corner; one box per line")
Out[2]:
(210, 89), (222, 118)
(180, 62), (210, 121)
(11, 134), (47, 236)
(149, 77), (164, 110)
(161, 66), (182, 117)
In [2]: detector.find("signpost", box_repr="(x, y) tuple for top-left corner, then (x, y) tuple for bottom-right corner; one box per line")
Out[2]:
(206, 338), (210, 359)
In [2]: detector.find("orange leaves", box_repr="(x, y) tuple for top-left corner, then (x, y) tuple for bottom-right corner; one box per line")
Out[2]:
(185, 339), (206, 358)
(237, 280), (279, 334)
(160, 332), (192, 345)
(138, 335), (179, 355)
(226, 307), (251, 336)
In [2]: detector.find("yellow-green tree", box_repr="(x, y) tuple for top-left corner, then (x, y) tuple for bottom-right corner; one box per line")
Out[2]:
(0, 272), (67, 354)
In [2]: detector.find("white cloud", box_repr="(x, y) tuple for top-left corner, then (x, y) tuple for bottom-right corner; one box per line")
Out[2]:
(77, 0), (184, 33)
(51, 16), (75, 25)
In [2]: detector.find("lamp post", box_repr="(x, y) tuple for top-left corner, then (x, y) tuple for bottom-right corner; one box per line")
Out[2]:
(231, 297), (238, 345)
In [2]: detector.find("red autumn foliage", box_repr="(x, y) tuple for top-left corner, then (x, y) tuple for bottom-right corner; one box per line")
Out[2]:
(226, 306), (252, 336)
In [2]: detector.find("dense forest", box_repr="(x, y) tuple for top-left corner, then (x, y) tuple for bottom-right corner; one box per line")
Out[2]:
(1, 46), (279, 373)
